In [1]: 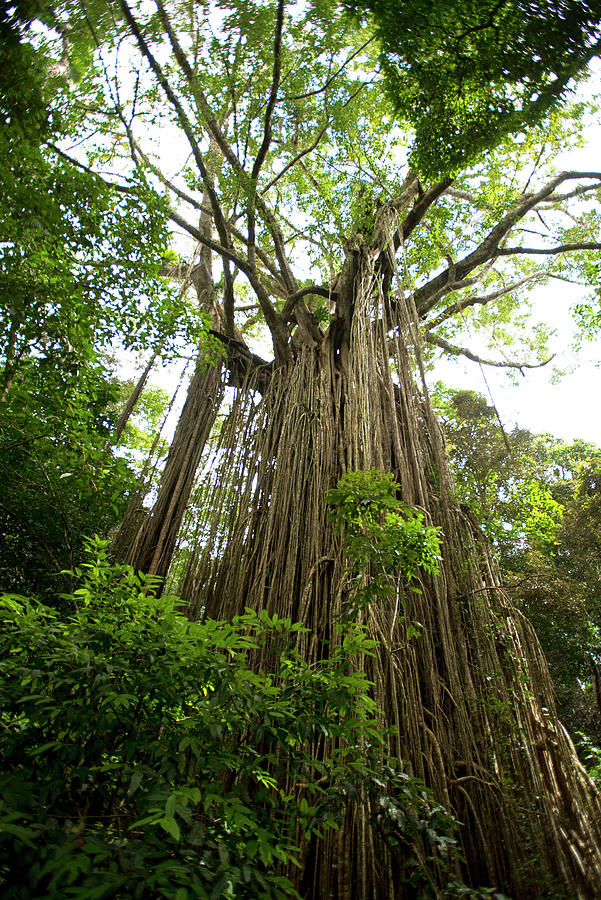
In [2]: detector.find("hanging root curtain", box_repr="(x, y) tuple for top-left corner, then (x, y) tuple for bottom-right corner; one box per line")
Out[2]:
(180, 246), (601, 899)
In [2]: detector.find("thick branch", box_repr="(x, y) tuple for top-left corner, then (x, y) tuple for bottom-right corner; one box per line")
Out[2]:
(539, 180), (601, 204)
(152, 0), (244, 174)
(413, 172), (601, 315)
(395, 176), (453, 246)
(121, 4), (223, 238)
(169, 210), (248, 270)
(122, 0), (239, 332)
(121, 3), (290, 353)
(281, 284), (331, 322)
(228, 223), (286, 288)
(208, 330), (273, 386)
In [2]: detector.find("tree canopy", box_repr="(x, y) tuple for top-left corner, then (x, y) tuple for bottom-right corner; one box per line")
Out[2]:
(347, 0), (601, 176)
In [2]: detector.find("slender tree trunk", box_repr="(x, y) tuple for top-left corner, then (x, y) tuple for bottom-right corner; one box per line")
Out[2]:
(123, 357), (223, 584)
(108, 351), (157, 447)
(185, 247), (601, 898)
(113, 182), (225, 586)
(1, 316), (20, 403)
(591, 656), (601, 722)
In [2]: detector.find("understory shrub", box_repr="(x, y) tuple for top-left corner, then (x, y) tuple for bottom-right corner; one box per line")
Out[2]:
(0, 539), (465, 899)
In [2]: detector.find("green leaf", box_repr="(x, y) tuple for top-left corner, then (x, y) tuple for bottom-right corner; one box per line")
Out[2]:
(158, 816), (181, 841)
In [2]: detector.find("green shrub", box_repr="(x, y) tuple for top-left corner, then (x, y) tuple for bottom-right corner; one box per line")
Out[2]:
(0, 539), (457, 899)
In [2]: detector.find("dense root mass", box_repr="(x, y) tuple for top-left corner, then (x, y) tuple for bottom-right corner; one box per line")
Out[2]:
(181, 251), (601, 898)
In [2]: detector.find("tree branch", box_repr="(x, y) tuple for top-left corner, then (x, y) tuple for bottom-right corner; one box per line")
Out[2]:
(152, 0), (293, 294)
(248, 0), (286, 271)
(425, 273), (541, 330)
(497, 242), (601, 257)
(47, 143), (132, 193)
(396, 176), (453, 246)
(125, 132), (208, 214)
(152, 0), (241, 173)
(122, 0), (242, 339)
(169, 210), (248, 271)
(413, 172), (601, 315)
(284, 36), (376, 101)
(445, 187), (493, 210)
(228, 223), (287, 289)
(539, 180), (601, 204)
(260, 123), (328, 197)
(121, 2), (224, 239)
(251, 0), (285, 184)
(425, 332), (554, 371)
(169, 210), (289, 361)
(281, 284), (331, 322)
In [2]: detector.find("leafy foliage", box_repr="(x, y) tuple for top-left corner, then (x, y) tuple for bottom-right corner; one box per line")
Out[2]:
(436, 387), (601, 746)
(346, 0), (601, 176)
(0, 356), (137, 600)
(433, 388), (566, 557)
(327, 470), (441, 618)
(0, 540), (466, 899)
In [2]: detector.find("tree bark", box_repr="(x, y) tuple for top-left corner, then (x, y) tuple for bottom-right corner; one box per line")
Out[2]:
(124, 357), (223, 584)
(113, 177), (226, 586)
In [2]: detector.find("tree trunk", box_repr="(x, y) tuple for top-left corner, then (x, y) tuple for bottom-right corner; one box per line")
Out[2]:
(184, 247), (601, 898)
(108, 351), (157, 447)
(113, 184), (227, 586)
(123, 357), (223, 585)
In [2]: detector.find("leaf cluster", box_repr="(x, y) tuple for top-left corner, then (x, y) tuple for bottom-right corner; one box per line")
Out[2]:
(346, 0), (601, 177)
(0, 363), (136, 600)
(327, 470), (441, 617)
(0, 539), (460, 898)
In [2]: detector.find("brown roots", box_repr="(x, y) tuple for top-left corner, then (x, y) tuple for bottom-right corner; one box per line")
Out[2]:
(179, 250), (601, 898)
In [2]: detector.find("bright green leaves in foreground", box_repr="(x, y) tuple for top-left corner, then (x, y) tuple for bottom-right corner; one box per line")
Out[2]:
(327, 470), (441, 618)
(346, 0), (601, 177)
(0, 540), (464, 899)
